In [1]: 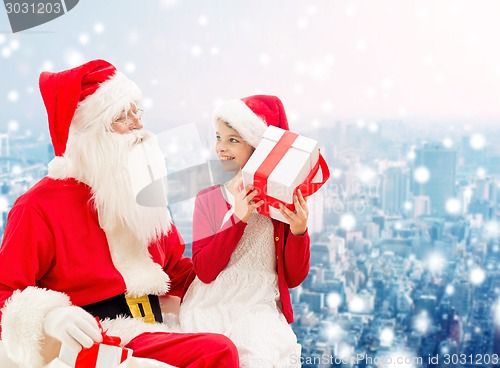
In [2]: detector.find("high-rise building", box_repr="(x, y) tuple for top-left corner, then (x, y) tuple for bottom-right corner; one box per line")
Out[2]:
(473, 177), (497, 203)
(381, 167), (410, 215)
(412, 144), (457, 216)
(462, 135), (486, 169)
(307, 190), (324, 234)
(0, 134), (10, 174)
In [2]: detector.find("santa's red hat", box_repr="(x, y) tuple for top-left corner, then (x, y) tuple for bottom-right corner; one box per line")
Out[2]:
(213, 95), (290, 147)
(40, 59), (142, 157)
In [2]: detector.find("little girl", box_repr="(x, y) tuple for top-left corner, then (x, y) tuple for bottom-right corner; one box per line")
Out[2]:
(179, 95), (311, 367)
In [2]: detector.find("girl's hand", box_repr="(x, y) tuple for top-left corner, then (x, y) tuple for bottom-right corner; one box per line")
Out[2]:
(228, 174), (264, 223)
(279, 189), (308, 235)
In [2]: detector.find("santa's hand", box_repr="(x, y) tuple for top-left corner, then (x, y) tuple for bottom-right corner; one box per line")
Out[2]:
(43, 306), (103, 352)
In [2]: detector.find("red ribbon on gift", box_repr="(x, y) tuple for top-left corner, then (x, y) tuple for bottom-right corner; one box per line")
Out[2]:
(95, 318), (121, 345)
(253, 130), (330, 217)
(74, 318), (129, 367)
(253, 130), (299, 216)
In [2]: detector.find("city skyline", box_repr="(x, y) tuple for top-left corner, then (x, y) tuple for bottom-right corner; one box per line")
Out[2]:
(1, 116), (500, 366)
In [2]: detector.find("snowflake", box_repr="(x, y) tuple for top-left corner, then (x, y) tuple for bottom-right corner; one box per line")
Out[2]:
(324, 322), (343, 341)
(41, 60), (54, 71)
(445, 198), (461, 215)
(364, 87), (375, 99)
(484, 221), (500, 238)
(7, 90), (19, 102)
(469, 267), (485, 285)
(398, 106), (408, 117)
(1, 47), (10, 58)
(442, 138), (454, 148)
(406, 150), (416, 160)
(368, 122), (379, 133)
(210, 47), (219, 56)
(357, 166), (376, 183)
(348, 295), (364, 313)
(326, 292), (342, 308)
(476, 167), (486, 179)
(356, 40), (367, 53)
(12, 165), (22, 175)
(445, 284), (454, 295)
(79, 34), (89, 45)
(198, 16), (208, 26)
(124, 62), (136, 73)
(64, 49), (85, 67)
(380, 328), (394, 347)
(414, 311), (431, 334)
(259, 54), (270, 66)
(142, 98), (154, 110)
(0, 196), (8, 212)
(321, 101), (334, 113)
(9, 40), (20, 50)
(470, 134), (486, 150)
(413, 166), (430, 184)
(190, 45), (202, 57)
(94, 23), (105, 34)
(297, 19), (308, 29)
(340, 214), (356, 231)
(332, 168), (342, 179)
(427, 252), (445, 273)
(8, 120), (19, 132)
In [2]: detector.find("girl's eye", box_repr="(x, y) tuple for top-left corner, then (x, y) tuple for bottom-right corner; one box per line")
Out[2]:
(216, 135), (221, 141)
(230, 138), (239, 143)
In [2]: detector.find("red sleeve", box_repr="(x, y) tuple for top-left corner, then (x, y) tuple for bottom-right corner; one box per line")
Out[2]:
(0, 204), (55, 334)
(191, 189), (247, 284)
(282, 226), (311, 288)
(158, 226), (193, 298)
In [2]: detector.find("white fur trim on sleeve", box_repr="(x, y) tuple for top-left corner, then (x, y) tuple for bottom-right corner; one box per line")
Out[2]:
(1, 287), (71, 368)
(213, 99), (268, 148)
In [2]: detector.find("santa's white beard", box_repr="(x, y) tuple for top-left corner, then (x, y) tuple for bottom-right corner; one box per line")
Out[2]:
(64, 129), (171, 246)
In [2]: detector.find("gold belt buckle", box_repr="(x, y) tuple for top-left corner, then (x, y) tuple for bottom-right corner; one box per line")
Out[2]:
(125, 295), (156, 324)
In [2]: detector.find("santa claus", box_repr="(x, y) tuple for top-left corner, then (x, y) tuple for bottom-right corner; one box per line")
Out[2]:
(0, 59), (239, 368)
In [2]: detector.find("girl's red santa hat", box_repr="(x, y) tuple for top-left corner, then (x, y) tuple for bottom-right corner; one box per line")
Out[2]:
(40, 59), (142, 177)
(213, 94), (290, 148)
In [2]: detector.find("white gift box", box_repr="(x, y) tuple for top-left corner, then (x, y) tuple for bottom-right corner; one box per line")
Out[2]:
(50, 355), (178, 368)
(242, 126), (328, 223)
(59, 342), (132, 368)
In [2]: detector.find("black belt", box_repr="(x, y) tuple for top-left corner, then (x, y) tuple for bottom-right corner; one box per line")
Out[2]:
(81, 293), (163, 323)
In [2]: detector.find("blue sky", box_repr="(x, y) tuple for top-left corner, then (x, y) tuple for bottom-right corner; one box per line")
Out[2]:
(1, 0), (500, 135)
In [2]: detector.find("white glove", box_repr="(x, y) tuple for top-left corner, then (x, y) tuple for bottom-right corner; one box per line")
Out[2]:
(43, 306), (103, 352)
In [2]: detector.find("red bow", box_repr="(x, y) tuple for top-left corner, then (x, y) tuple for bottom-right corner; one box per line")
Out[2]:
(95, 317), (122, 346)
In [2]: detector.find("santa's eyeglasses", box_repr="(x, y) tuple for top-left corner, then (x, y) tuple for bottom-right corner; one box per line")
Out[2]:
(112, 109), (145, 129)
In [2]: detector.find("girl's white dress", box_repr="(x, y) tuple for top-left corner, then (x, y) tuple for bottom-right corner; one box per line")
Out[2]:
(179, 189), (301, 368)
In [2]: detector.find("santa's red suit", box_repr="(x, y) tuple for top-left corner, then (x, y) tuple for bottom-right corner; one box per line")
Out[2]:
(0, 60), (239, 368)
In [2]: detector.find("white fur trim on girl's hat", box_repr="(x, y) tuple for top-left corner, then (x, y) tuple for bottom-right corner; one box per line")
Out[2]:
(213, 95), (290, 148)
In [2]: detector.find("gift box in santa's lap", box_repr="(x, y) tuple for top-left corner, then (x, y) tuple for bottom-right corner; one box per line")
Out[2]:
(242, 125), (330, 223)
(50, 319), (177, 368)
